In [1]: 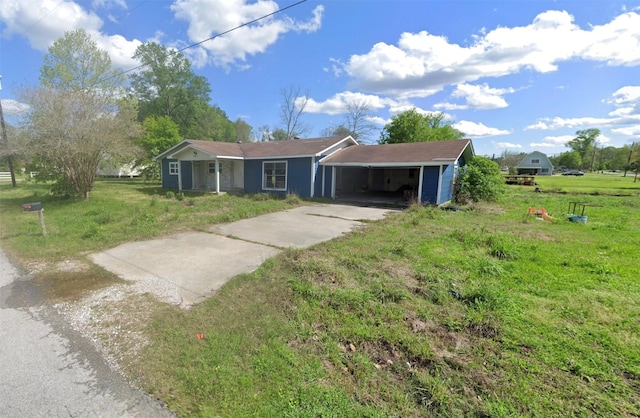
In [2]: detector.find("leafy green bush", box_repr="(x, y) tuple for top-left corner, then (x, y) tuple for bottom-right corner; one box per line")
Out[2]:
(455, 156), (505, 203)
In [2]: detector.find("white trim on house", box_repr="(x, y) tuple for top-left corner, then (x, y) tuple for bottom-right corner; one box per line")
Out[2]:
(418, 166), (424, 204)
(262, 160), (288, 191)
(436, 165), (443, 204)
(321, 165), (326, 198)
(310, 156), (315, 198)
(321, 160), (458, 168)
(331, 169), (336, 199)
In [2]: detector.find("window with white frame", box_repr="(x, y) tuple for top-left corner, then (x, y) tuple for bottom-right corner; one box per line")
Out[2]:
(208, 162), (216, 173)
(263, 161), (287, 191)
(169, 162), (179, 175)
(531, 159), (540, 164)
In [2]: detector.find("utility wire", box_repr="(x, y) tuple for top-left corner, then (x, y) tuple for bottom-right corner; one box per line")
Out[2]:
(7, 0), (309, 115)
(109, 0), (308, 80)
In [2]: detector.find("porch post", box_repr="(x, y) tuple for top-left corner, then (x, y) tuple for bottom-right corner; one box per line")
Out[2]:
(177, 161), (183, 191)
(417, 166), (424, 204)
(322, 166), (326, 197)
(436, 165), (443, 205)
(331, 167), (336, 199)
(310, 157), (315, 198)
(215, 159), (220, 194)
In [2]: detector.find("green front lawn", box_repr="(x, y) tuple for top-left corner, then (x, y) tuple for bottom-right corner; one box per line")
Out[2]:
(1, 175), (639, 416)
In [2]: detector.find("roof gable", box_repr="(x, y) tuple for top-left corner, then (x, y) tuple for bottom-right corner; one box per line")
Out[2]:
(517, 151), (553, 168)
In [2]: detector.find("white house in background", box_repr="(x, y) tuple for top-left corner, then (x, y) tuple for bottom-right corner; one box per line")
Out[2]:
(516, 151), (553, 176)
(97, 160), (142, 178)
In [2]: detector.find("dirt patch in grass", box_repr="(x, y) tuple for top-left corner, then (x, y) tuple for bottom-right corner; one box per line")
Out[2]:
(35, 261), (125, 302)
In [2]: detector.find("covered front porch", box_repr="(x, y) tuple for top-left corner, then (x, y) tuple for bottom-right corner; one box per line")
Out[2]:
(166, 143), (245, 194)
(190, 159), (244, 193)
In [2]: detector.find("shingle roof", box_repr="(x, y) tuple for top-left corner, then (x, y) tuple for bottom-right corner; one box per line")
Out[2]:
(184, 140), (244, 158)
(178, 136), (354, 159)
(320, 139), (472, 165)
(240, 136), (352, 158)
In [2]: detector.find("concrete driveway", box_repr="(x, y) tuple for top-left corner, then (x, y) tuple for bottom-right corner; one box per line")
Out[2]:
(90, 204), (396, 307)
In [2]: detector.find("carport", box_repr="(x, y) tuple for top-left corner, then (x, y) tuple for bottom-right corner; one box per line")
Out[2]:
(330, 166), (421, 205)
(319, 140), (474, 206)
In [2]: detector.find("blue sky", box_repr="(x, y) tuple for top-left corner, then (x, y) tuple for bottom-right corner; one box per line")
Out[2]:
(2, 0), (640, 156)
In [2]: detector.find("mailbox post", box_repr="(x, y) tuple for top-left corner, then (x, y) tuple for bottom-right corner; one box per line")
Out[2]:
(22, 202), (47, 236)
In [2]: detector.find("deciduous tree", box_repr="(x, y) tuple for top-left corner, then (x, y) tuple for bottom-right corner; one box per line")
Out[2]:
(279, 85), (310, 140)
(129, 42), (218, 137)
(379, 109), (464, 144)
(21, 29), (140, 199)
(566, 128), (600, 170)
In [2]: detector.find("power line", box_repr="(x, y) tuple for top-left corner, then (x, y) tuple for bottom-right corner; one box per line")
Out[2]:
(110, 0), (308, 80)
(8, 0), (309, 115)
(18, 0), (66, 38)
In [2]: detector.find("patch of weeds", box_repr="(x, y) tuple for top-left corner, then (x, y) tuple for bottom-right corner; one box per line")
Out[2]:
(165, 191), (175, 199)
(150, 196), (158, 207)
(449, 228), (486, 249)
(486, 233), (520, 260)
(82, 221), (102, 239)
(185, 198), (195, 207)
(251, 193), (271, 201)
(175, 191), (185, 201)
(285, 192), (301, 205)
(475, 258), (505, 277)
(368, 279), (408, 303)
(140, 212), (157, 224)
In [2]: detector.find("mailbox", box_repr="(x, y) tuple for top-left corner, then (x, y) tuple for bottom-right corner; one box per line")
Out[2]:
(22, 202), (42, 212)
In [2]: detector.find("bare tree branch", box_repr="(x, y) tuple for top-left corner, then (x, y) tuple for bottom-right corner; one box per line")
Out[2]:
(279, 85), (310, 140)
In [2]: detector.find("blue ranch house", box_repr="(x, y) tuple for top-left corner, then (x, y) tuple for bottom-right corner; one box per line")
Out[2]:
(155, 135), (474, 205)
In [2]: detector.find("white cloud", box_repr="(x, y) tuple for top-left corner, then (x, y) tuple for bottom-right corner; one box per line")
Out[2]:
(0, 98), (30, 115)
(542, 135), (574, 145)
(524, 116), (615, 130)
(92, 0), (126, 9)
(344, 10), (640, 99)
(526, 86), (640, 134)
(171, 0), (324, 69)
(611, 125), (640, 136)
(305, 91), (398, 115)
(436, 82), (515, 110)
(0, 0), (142, 69)
(493, 142), (522, 149)
(529, 142), (559, 148)
(606, 85), (640, 116)
(0, 0), (103, 50)
(454, 120), (511, 137)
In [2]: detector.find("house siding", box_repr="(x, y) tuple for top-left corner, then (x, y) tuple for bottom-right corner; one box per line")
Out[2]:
(421, 166), (440, 204)
(438, 164), (455, 204)
(161, 159), (178, 189)
(244, 157), (313, 196)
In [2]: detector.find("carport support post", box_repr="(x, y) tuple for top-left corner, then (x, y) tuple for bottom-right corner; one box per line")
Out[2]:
(417, 166), (424, 204)
(215, 159), (220, 194)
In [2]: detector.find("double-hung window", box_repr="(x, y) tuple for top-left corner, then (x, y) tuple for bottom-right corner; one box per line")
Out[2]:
(263, 161), (287, 191)
(169, 162), (179, 175)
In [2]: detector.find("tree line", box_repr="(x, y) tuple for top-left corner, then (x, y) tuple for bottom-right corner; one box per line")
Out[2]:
(1, 29), (472, 199)
(496, 128), (640, 176)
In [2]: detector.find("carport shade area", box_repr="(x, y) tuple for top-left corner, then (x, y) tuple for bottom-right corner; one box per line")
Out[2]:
(319, 139), (473, 205)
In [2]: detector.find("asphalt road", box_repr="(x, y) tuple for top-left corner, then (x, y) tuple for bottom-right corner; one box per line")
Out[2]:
(0, 249), (174, 418)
